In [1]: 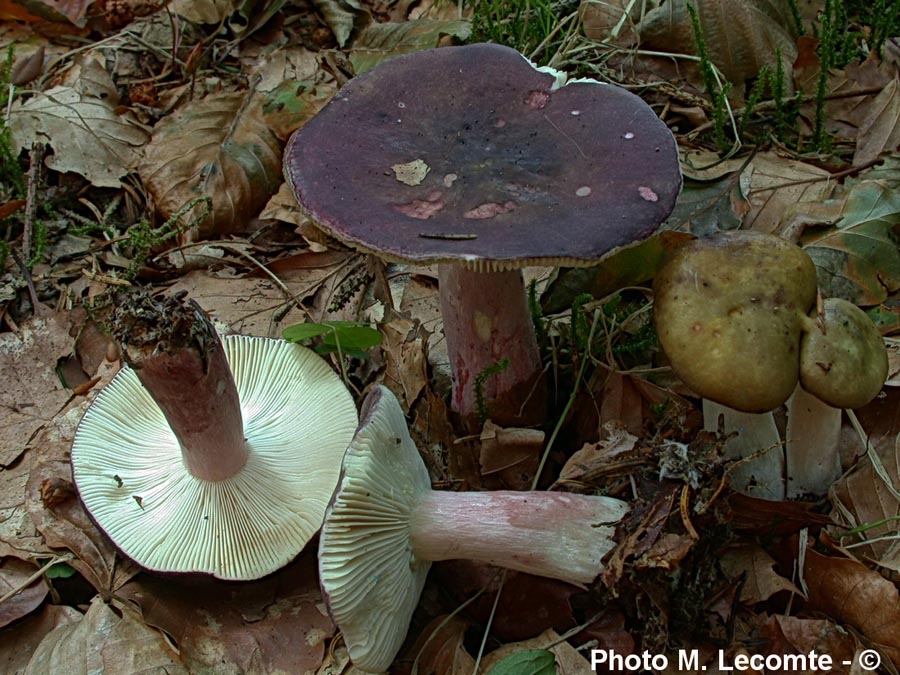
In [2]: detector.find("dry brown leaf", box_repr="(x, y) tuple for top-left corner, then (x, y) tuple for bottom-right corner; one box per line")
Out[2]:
(25, 596), (187, 674)
(0, 604), (81, 675)
(633, 532), (695, 571)
(26, 455), (138, 594)
(139, 92), (282, 238)
(119, 552), (332, 674)
(0, 311), (77, 467)
(556, 422), (638, 484)
(758, 615), (860, 675)
(479, 421), (543, 490)
(166, 251), (357, 336)
(0, 445), (47, 561)
(380, 312), (428, 410)
(854, 78), (900, 166)
(719, 543), (800, 604)
(172, 0), (233, 23)
(743, 153), (836, 234)
(638, 0), (798, 89)
(0, 558), (47, 628)
(10, 86), (149, 188)
(479, 629), (593, 674)
(403, 615), (475, 675)
(12, 0), (93, 26)
(580, 0), (638, 41)
(802, 547), (900, 666)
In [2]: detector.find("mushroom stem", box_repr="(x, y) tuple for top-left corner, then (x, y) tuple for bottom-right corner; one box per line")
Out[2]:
(438, 264), (545, 427)
(409, 490), (626, 586)
(784, 386), (841, 498)
(112, 294), (248, 482)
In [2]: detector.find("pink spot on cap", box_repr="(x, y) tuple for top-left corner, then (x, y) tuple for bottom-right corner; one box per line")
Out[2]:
(395, 191), (445, 219)
(638, 186), (659, 202)
(464, 201), (517, 220)
(524, 90), (551, 110)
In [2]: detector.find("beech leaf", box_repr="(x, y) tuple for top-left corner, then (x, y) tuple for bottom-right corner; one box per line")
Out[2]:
(139, 92), (283, 239)
(854, 79), (900, 166)
(10, 86), (149, 188)
(802, 181), (900, 305)
(349, 19), (472, 74)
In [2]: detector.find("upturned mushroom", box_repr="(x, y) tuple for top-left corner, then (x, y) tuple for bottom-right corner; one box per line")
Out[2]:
(653, 231), (887, 498)
(71, 292), (358, 580)
(318, 385), (628, 673)
(284, 43), (681, 427)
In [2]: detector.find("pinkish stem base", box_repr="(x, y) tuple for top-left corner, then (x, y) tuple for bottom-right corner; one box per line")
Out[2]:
(438, 264), (546, 427)
(409, 490), (627, 586)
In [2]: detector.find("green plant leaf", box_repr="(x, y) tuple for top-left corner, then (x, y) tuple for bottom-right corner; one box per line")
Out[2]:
(802, 181), (900, 305)
(487, 649), (557, 675)
(45, 562), (77, 579)
(283, 321), (382, 356)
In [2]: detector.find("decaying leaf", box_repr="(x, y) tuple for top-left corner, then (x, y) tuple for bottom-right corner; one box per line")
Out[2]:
(556, 422), (639, 485)
(855, 79), (900, 167)
(139, 92), (282, 238)
(479, 421), (543, 490)
(758, 615), (860, 675)
(349, 19), (472, 73)
(380, 312), (428, 410)
(24, 596), (187, 674)
(311, 0), (370, 48)
(801, 181), (900, 305)
(262, 80), (335, 140)
(480, 629), (592, 674)
(802, 546), (900, 666)
(637, 0), (798, 90)
(10, 86), (149, 188)
(719, 543), (800, 604)
(0, 311), (77, 467)
(580, 0), (639, 41)
(0, 558), (48, 629)
(404, 615), (475, 675)
(119, 552), (332, 674)
(172, 0), (234, 24)
(0, 604), (81, 674)
(744, 153), (835, 234)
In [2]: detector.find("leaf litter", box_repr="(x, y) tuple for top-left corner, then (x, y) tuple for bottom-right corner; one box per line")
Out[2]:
(2, 0), (900, 672)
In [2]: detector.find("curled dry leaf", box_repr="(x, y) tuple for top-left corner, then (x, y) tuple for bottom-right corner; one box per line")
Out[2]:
(802, 546), (900, 666)
(24, 596), (187, 675)
(479, 421), (543, 490)
(118, 552), (333, 674)
(10, 86), (149, 188)
(0, 311), (77, 467)
(380, 312), (428, 410)
(0, 604), (82, 674)
(637, 0), (798, 90)
(0, 558), (48, 629)
(139, 92), (283, 239)
(719, 543), (800, 604)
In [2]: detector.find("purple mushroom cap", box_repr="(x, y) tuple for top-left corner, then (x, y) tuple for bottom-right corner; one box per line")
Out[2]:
(284, 43), (681, 269)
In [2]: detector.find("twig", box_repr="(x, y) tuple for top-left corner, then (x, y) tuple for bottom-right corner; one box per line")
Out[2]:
(22, 142), (43, 265)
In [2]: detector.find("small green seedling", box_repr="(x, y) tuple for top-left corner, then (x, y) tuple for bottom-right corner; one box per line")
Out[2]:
(487, 649), (557, 675)
(283, 320), (382, 359)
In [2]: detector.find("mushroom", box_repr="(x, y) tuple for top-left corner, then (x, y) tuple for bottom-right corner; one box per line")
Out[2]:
(284, 43), (681, 427)
(653, 231), (888, 498)
(318, 385), (628, 673)
(71, 292), (358, 580)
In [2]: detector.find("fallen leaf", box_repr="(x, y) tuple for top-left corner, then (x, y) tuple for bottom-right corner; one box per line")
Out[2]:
(0, 446), (47, 561)
(119, 551), (333, 674)
(637, 0), (798, 90)
(261, 79), (335, 140)
(801, 181), (900, 305)
(0, 604), (82, 675)
(556, 422), (639, 484)
(479, 421), (543, 490)
(634, 532), (695, 571)
(24, 596), (187, 674)
(12, 0), (92, 25)
(172, 0), (233, 23)
(744, 153), (836, 234)
(349, 19), (472, 73)
(311, 0), (370, 47)
(139, 92), (282, 238)
(580, 0), (638, 41)
(403, 615), (475, 675)
(802, 546), (900, 666)
(380, 311), (428, 410)
(0, 311), (76, 467)
(480, 629), (592, 675)
(0, 558), (47, 628)
(854, 78), (900, 166)
(10, 86), (149, 188)
(758, 614), (860, 675)
(25, 454), (138, 594)
(719, 543), (800, 604)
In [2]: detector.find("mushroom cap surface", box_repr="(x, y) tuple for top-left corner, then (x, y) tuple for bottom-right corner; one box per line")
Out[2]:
(800, 297), (888, 409)
(284, 43), (681, 270)
(71, 335), (358, 581)
(319, 385), (432, 673)
(653, 231), (818, 413)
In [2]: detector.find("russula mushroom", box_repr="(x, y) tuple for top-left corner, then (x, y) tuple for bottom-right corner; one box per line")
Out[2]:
(653, 231), (888, 498)
(319, 385), (628, 673)
(71, 292), (358, 580)
(284, 43), (681, 427)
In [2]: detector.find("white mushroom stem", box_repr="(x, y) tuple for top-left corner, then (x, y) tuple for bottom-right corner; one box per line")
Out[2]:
(784, 386), (842, 499)
(703, 399), (784, 501)
(438, 264), (545, 426)
(409, 490), (626, 586)
(126, 340), (248, 482)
